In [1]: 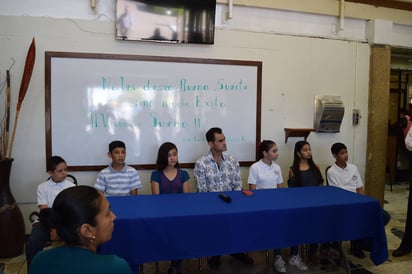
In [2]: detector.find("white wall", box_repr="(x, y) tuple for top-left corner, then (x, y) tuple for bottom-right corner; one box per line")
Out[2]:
(1, 0), (411, 233)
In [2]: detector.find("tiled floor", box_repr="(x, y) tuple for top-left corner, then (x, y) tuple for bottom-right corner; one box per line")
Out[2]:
(1, 183), (412, 274)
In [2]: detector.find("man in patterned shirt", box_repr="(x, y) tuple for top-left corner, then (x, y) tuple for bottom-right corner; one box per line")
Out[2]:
(194, 127), (254, 268)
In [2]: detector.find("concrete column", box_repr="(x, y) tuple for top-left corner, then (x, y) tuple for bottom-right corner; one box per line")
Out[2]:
(364, 46), (391, 205)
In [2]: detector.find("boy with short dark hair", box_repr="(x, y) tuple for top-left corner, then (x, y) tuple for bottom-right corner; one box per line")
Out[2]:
(25, 156), (76, 270)
(327, 142), (390, 259)
(95, 140), (142, 196)
(327, 142), (364, 194)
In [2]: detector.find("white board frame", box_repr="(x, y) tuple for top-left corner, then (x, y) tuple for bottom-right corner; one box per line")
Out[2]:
(45, 52), (262, 171)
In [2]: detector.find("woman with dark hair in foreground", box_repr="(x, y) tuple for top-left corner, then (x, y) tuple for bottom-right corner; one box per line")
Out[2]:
(29, 185), (132, 274)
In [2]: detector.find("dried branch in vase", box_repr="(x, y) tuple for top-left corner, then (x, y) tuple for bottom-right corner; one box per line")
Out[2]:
(0, 38), (36, 160)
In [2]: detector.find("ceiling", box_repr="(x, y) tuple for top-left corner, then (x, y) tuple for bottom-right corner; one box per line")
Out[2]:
(347, 0), (412, 12)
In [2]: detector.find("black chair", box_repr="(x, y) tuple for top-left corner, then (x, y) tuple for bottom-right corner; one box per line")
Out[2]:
(29, 174), (77, 223)
(385, 159), (393, 192)
(325, 165), (332, 186)
(323, 165), (353, 272)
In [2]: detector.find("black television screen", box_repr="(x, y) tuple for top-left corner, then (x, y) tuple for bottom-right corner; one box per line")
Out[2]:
(116, 0), (216, 44)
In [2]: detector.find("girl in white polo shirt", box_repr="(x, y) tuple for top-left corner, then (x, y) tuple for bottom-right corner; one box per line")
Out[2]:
(248, 140), (292, 273)
(248, 140), (283, 190)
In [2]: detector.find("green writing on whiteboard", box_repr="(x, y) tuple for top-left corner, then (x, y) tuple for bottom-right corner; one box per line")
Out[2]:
(90, 112), (129, 128)
(101, 77), (248, 93)
(195, 95), (224, 108)
(180, 78), (209, 92)
(215, 78), (248, 91)
(143, 80), (174, 91)
(102, 76), (138, 91)
(152, 116), (188, 128)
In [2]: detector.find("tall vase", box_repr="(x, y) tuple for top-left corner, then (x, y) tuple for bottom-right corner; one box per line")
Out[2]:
(0, 158), (25, 258)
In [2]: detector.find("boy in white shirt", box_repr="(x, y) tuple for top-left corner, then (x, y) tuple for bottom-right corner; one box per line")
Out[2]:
(25, 156), (76, 270)
(327, 142), (390, 259)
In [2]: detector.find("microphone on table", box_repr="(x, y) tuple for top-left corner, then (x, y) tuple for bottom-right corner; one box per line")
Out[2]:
(218, 193), (232, 203)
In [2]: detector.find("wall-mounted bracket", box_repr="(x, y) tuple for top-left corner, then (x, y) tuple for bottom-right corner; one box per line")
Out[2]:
(284, 128), (315, 143)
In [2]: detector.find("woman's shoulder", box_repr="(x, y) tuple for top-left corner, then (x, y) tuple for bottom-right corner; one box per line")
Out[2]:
(151, 169), (161, 175)
(250, 159), (273, 170)
(150, 170), (161, 181)
(31, 246), (131, 274)
(249, 160), (261, 168)
(271, 161), (281, 168)
(179, 168), (189, 176)
(83, 253), (132, 274)
(97, 254), (132, 273)
(30, 246), (74, 271)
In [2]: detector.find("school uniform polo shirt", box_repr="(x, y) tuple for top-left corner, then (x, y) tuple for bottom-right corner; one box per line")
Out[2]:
(327, 162), (363, 193)
(247, 159), (283, 189)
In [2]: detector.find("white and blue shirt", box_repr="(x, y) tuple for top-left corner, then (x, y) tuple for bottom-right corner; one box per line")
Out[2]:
(95, 164), (142, 196)
(194, 151), (242, 192)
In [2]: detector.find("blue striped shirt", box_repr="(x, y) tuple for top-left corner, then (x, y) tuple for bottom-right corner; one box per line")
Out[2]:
(95, 164), (142, 196)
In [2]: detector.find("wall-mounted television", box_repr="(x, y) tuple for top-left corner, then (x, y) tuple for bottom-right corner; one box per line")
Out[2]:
(116, 0), (216, 44)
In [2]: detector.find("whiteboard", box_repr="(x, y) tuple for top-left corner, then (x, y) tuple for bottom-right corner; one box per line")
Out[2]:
(45, 52), (262, 171)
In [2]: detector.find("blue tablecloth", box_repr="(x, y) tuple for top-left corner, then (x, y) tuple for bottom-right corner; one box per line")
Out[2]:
(100, 186), (388, 265)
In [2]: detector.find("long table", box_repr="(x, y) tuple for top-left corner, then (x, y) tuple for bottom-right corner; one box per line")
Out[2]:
(100, 186), (388, 268)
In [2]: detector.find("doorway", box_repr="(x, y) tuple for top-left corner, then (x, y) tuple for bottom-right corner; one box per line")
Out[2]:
(388, 48), (412, 183)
